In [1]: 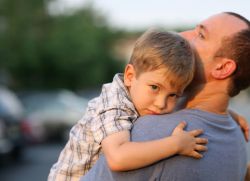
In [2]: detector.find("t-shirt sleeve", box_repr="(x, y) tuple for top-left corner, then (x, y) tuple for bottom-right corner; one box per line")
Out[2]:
(91, 107), (137, 144)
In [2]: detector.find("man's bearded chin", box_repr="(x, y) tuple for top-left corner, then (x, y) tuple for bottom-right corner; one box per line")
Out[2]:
(184, 55), (206, 96)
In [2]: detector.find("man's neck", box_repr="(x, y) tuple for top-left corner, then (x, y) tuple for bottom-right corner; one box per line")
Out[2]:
(184, 82), (230, 115)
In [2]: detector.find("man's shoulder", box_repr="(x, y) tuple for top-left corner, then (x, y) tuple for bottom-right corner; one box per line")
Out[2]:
(131, 109), (232, 141)
(131, 110), (191, 141)
(135, 109), (191, 126)
(135, 108), (230, 126)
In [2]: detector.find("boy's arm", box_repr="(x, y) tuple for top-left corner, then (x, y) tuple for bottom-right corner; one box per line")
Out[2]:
(101, 121), (208, 171)
(229, 109), (249, 141)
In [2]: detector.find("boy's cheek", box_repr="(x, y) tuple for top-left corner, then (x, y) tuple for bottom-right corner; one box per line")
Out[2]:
(162, 104), (176, 114)
(168, 100), (178, 113)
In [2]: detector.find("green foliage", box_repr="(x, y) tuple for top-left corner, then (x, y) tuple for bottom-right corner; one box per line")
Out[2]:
(0, 0), (125, 90)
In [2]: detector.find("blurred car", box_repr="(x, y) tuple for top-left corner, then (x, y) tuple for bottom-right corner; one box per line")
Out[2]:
(20, 90), (88, 143)
(0, 86), (25, 160)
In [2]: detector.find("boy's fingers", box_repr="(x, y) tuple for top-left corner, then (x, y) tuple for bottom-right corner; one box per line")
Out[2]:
(245, 131), (249, 142)
(189, 129), (204, 136)
(176, 121), (187, 130)
(195, 138), (208, 144)
(238, 118), (249, 141)
(195, 145), (208, 152)
(191, 151), (203, 159)
(238, 116), (248, 127)
(243, 127), (249, 142)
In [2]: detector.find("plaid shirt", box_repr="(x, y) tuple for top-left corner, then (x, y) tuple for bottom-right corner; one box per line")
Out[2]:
(48, 74), (139, 181)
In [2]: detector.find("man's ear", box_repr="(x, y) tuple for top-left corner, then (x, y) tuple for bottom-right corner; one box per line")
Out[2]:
(124, 64), (136, 86)
(211, 58), (236, 79)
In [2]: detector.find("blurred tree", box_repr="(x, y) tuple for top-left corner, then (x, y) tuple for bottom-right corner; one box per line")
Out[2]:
(0, 0), (125, 90)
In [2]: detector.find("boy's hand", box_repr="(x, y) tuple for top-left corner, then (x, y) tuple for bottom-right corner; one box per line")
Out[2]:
(245, 162), (250, 181)
(229, 110), (249, 142)
(238, 116), (249, 141)
(237, 115), (249, 142)
(172, 121), (208, 159)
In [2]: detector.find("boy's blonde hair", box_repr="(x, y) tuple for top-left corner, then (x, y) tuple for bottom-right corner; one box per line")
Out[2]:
(129, 29), (195, 89)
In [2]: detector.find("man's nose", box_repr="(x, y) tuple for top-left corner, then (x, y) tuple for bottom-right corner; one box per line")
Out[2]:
(179, 30), (196, 52)
(179, 30), (193, 42)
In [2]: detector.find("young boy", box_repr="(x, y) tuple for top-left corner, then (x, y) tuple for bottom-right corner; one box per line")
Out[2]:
(48, 29), (208, 181)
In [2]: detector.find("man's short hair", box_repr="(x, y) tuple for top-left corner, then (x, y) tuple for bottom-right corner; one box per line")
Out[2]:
(215, 12), (250, 97)
(129, 29), (195, 89)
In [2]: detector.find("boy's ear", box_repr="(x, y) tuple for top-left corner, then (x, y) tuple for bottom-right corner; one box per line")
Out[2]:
(211, 58), (236, 79)
(124, 64), (136, 86)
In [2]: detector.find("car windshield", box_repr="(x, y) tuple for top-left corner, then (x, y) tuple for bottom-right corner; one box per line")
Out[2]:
(21, 90), (88, 115)
(0, 87), (23, 118)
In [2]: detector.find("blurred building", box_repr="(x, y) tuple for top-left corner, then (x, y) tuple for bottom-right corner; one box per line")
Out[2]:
(112, 36), (137, 62)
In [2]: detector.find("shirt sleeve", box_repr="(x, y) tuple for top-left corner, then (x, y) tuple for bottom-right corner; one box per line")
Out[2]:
(92, 107), (137, 144)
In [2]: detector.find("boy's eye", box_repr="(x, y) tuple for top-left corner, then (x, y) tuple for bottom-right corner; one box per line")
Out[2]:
(169, 94), (178, 98)
(150, 85), (159, 91)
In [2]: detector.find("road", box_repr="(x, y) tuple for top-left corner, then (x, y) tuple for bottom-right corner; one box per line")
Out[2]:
(0, 143), (64, 181)
(0, 141), (250, 181)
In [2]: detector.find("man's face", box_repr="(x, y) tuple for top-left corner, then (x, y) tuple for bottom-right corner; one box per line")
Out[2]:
(180, 13), (248, 83)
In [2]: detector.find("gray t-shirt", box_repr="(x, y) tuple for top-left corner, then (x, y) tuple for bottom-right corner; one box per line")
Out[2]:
(81, 109), (247, 181)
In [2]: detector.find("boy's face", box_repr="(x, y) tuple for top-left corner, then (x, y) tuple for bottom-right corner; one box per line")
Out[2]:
(124, 65), (184, 116)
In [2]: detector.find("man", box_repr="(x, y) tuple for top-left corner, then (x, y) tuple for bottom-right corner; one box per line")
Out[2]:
(81, 12), (250, 181)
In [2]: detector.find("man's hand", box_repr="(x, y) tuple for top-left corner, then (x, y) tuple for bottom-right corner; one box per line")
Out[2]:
(172, 121), (208, 159)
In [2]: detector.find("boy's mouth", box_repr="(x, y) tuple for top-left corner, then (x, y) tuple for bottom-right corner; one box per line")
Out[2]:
(146, 109), (160, 115)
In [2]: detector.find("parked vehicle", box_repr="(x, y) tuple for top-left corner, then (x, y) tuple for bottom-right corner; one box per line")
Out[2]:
(20, 90), (88, 143)
(0, 86), (24, 160)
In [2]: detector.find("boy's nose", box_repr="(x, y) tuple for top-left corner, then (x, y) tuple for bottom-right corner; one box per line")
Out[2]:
(154, 98), (166, 110)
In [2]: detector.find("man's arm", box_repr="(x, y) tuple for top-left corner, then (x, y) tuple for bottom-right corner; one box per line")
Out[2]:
(101, 121), (207, 171)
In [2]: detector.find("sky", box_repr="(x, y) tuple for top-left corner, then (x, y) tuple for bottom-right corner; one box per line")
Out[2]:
(54, 0), (250, 30)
